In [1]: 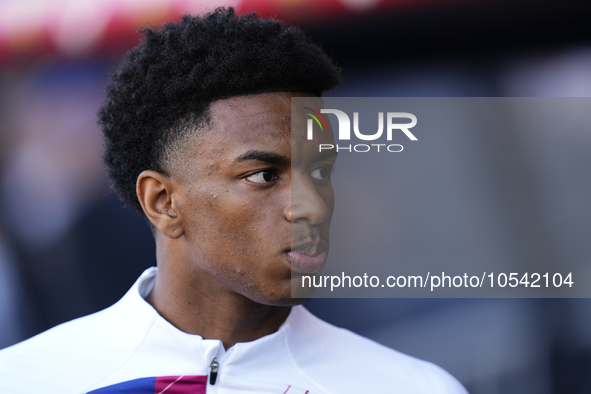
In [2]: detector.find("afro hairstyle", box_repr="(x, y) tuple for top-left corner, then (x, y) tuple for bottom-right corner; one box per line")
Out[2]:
(98, 7), (342, 215)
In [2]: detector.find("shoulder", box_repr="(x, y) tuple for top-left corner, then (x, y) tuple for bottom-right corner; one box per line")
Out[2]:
(0, 274), (158, 394)
(286, 306), (468, 394)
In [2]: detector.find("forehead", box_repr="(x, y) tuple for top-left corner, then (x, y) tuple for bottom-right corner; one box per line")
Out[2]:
(172, 92), (330, 180)
(208, 93), (293, 145)
(194, 92), (324, 164)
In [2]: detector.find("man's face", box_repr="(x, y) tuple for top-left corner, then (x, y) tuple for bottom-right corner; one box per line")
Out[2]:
(173, 92), (336, 305)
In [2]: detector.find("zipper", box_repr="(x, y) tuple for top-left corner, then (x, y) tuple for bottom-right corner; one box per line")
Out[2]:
(209, 358), (219, 385)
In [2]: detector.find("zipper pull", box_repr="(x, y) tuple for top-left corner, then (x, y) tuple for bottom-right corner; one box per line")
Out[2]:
(209, 358), (219, 385)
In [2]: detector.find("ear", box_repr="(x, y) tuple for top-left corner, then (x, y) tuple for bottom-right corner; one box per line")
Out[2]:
(136, 170), (184, 239)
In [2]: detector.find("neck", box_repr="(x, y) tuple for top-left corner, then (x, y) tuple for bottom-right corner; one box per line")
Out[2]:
(146, 240), (291, 349)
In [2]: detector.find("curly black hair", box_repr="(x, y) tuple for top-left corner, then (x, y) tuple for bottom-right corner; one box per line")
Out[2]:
(98, 7), (342, 214)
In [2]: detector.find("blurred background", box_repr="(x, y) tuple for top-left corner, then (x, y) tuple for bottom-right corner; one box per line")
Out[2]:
(1, 0), (591, 393)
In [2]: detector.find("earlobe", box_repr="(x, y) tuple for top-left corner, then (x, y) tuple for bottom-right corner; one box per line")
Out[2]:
(136, 170), (184, 239)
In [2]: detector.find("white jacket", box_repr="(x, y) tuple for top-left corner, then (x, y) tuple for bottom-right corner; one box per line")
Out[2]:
(0, 267), (467, 394)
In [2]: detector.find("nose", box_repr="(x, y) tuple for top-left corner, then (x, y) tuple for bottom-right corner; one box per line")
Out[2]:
(284, 174), (331, 225)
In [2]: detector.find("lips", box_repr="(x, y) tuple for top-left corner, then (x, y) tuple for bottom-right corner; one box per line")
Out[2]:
(285, 241), (328, 274)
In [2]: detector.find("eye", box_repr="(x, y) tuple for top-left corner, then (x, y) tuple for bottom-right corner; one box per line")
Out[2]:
(310, 165), (333, 181)
(245, 170), (278, 184)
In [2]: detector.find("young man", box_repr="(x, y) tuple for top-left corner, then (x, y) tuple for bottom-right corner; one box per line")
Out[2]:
(0, 8), (467, 393)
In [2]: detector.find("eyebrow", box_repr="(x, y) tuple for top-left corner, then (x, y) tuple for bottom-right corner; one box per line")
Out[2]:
(234, 150), (290, 165)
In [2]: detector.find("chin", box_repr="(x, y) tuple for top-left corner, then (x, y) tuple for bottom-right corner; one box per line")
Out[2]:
(266, 297), (311, 307)
(247, 287), (315, 307)
(270, 289), (318, 307)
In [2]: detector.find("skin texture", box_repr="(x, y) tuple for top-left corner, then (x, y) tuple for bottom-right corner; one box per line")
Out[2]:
(137, 92), (337, 349)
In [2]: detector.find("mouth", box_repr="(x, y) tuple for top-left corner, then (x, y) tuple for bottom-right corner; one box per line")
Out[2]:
(284, 241), (328, 274)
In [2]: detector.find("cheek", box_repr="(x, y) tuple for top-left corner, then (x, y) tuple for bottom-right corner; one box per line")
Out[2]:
(183, 181), (289, 268)
(322, 186), (335, 210)
(189, 194), (269, 253)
